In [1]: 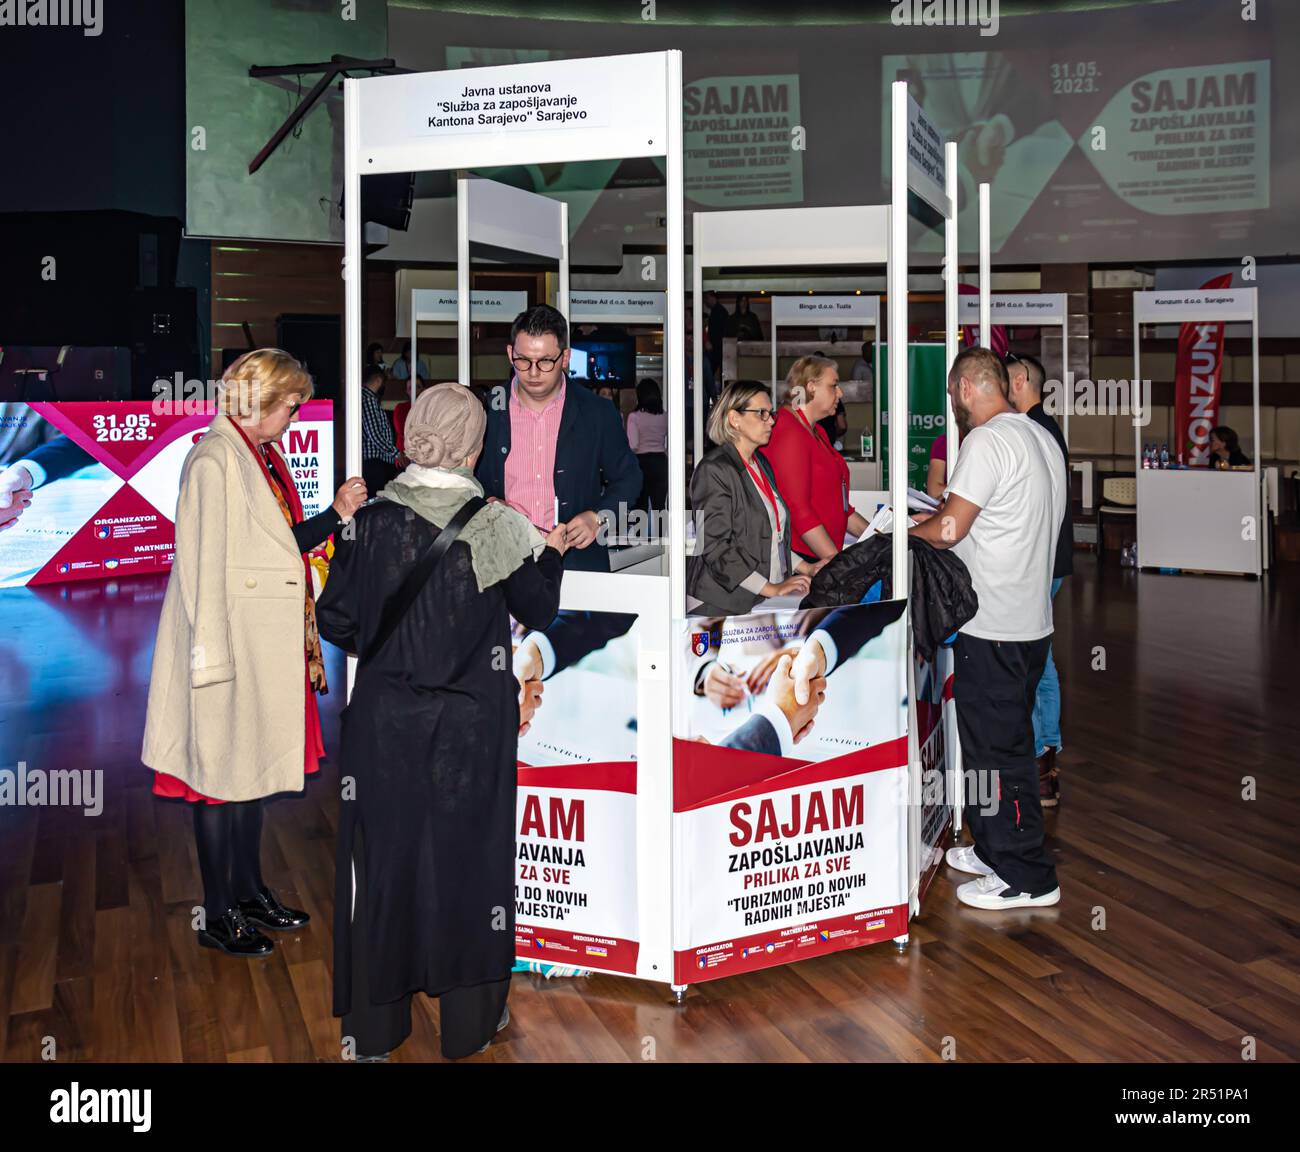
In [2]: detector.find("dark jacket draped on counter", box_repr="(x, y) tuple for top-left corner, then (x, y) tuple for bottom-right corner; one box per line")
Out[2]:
(802, 534), (978, 660)
(317, 500), (562, 1017)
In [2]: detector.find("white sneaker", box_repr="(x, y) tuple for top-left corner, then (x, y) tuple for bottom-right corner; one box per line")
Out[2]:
(956, 872), (1061, 910)
(945, 844), (994, 876)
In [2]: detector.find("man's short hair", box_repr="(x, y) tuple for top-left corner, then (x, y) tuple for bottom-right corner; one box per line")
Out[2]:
(1019, 353), (1046, 395)
(363, 364), (385, 386)
(950, 346), (1008, 395)
(510, 304), (568, 350)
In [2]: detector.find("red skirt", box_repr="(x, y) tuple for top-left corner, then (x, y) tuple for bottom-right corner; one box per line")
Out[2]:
(152, 665), (324, 805)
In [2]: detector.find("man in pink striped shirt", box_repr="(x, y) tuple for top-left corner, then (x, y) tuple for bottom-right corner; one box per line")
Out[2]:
(503, 367), (567, 533)
(477, 305), (642, 574)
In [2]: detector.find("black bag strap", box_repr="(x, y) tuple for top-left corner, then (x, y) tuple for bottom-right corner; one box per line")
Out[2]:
(360, 496), (486, 664)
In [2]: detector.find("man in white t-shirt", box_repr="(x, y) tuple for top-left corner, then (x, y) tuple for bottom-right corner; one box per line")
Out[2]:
(909, 346), (1065, 910)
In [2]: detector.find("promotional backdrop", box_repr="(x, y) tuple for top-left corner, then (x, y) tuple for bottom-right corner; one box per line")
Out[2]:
(0, 401), (334, 588)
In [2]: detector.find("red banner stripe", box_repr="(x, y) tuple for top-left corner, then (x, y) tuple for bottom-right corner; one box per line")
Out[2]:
(672, 736), (908, 812)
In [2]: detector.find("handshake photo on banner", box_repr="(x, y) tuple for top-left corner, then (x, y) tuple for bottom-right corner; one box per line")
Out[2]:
(688, 602), (908, 761)
(511, 610), (640, 764)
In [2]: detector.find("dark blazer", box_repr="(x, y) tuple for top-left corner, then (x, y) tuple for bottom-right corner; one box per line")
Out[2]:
(688, 441), (793, 616)
(1025, 402), (1073, 579)
(476, 378), (643, 572)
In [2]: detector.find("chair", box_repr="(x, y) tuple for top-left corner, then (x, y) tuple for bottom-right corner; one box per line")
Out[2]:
(1097, 476), (1137, 562)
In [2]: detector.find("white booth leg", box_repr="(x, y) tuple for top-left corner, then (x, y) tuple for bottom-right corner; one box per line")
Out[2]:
(671, 984), (687, 1005)
(893, 934), (910, 952)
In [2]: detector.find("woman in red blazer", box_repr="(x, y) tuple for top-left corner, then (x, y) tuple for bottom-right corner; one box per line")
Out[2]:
(761, 355), (871, 561)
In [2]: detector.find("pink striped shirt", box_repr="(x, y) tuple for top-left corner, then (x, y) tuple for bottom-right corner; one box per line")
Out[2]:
(504, 376), (566, 530)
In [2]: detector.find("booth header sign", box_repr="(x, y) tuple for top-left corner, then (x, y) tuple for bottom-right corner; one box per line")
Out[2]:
(570, 291), (666, 324)
(1134, 288), (1255, 324)
(772, 295), (879, 326)
(957, 294), (1067, 325)
(412, 65), (612, 137)
(412, 289), (528, 323)
(905, 93), (949, 218)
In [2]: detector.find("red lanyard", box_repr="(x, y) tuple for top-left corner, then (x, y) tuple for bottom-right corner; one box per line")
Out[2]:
(745, 458), (782, 529)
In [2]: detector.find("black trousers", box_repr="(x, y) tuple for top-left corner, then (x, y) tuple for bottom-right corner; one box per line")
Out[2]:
(635, 452), (668, 517)
(342, 824), (510, 1060)
(953, 632), (1057, 897)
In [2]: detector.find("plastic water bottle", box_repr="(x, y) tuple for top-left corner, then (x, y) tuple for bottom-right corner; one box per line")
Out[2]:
(1159, 444), (1170, 469)
(1141, 444), (1151, 469)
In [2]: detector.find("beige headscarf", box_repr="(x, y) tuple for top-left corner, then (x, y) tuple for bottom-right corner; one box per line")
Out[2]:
(380, 383), (544, 591)
(402, 382), (486, 468)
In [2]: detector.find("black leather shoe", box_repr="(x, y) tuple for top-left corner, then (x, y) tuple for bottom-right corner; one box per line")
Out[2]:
(198, 908), (274, 957)
(238, 886), (310, 931)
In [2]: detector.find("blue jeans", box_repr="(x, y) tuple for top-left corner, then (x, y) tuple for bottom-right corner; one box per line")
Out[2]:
(1033, 577), (1064, 754)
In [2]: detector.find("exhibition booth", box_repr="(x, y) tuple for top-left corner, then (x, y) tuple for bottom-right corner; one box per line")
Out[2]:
(1132, 287), (1263, 577)
(342, 57), (969, 996)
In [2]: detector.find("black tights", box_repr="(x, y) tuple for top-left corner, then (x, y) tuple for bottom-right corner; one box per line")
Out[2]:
(193, 799), (266, 919)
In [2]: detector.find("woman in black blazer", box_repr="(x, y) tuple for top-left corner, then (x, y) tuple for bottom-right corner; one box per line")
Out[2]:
(688, 382), (823, 616)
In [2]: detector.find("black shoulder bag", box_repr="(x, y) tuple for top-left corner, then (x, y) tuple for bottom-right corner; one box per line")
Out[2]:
(359, 496), (486, 664)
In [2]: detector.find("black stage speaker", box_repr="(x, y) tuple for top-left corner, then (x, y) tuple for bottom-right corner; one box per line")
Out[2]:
(358, 172), (415, 231)
(129, 287), (199, 399)
(276, 313), (341, 401)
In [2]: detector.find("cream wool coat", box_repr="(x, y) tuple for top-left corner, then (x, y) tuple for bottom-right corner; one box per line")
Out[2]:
(142, 415), (307, 801)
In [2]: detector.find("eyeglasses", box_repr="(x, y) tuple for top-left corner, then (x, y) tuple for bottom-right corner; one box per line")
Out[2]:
(287, 401), (302, 416)
(738, 407), (775, 421)
(511, 354), (562, 374)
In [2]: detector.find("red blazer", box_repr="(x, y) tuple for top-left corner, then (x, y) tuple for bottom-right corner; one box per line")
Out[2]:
(760, 407), (856, 556)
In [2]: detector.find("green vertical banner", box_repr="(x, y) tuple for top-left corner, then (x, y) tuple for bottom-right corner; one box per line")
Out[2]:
(880, 344), (949, 491)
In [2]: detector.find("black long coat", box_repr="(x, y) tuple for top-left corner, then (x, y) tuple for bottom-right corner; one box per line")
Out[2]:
(316, 500), (562, 1015)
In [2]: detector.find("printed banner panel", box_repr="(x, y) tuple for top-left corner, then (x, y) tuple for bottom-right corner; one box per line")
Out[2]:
(673, 601), (910, 984)
(513, 609), (643, 974)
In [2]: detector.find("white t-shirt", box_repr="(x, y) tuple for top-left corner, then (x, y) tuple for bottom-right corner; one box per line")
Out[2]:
(945, 411), (1065, 642)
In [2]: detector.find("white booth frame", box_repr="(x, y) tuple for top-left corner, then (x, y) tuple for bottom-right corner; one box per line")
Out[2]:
(344, 51), (685, 986)
(1131, 288), (1262, 577)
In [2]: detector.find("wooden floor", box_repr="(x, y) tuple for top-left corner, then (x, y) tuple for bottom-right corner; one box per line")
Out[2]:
(2, 557), (1298, 1063)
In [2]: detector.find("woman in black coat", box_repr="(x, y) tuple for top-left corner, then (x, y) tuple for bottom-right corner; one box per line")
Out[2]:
(317, 382), (566, 1061)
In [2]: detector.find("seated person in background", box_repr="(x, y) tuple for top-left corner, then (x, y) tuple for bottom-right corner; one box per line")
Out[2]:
(389, 340), (427, 386)
(688, 382), (822, 617)
(1207, 425), (1251, 470)
(727, 295), (764, 342)
(850, 342), (874, 385)
(817, 398), (848, 451)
